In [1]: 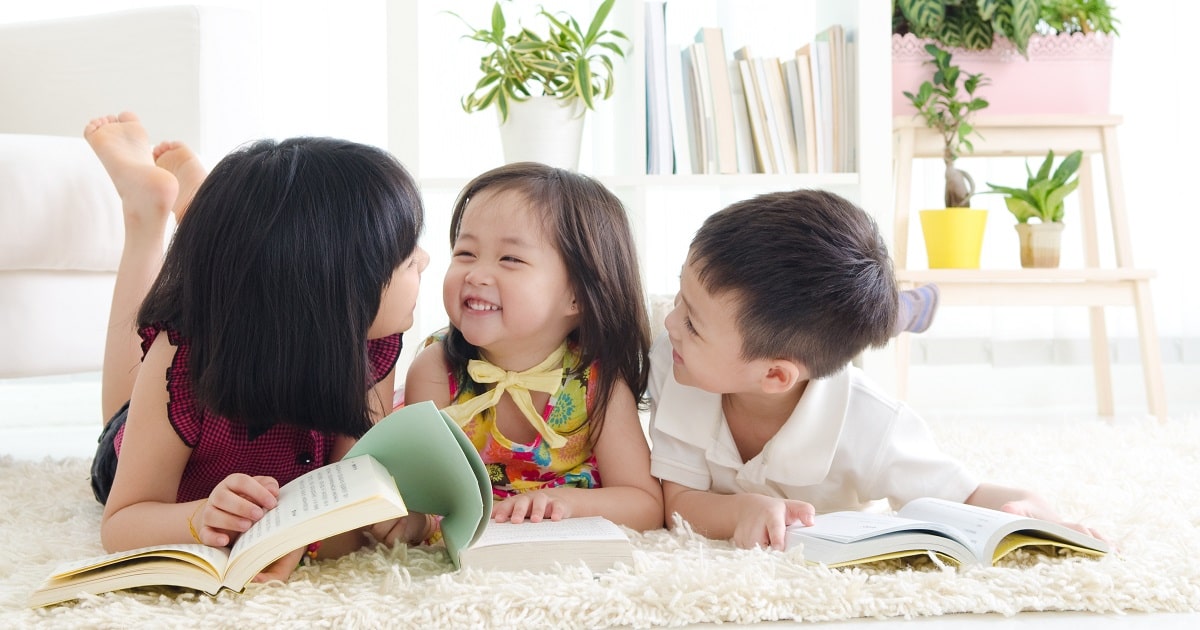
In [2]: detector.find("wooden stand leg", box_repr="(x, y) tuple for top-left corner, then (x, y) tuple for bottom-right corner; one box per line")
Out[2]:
(1133, 280), (1168, 420)
(1087, 306), (1114, 416)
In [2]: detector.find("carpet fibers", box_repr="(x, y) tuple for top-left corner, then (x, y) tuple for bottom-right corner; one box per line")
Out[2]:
(3, 415), (1199, 628)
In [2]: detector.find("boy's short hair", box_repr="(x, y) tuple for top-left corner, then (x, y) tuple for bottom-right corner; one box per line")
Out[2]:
(688, 189), (897, 379)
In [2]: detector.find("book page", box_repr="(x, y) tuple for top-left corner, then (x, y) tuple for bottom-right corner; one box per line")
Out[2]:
(49, 543), (229, 580)
(226, 456), (401, 574)
(899, 497), (1109, 562)
(791, 510), (963, 545)
(472, 516), (628, 549)
(898, 498), (1028, 558)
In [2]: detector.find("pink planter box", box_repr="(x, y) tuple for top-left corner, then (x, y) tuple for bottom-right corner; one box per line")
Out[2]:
(892, 33), (1114, 116)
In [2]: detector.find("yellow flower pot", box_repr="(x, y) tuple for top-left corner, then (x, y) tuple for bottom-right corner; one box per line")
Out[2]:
(919, 207), (988, 269)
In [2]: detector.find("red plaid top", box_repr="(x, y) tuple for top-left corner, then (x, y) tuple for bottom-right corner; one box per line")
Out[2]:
(114, 324), (402, 502)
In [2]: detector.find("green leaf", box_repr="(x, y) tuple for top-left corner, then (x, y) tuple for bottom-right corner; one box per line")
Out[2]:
(1034, 149), (1054, 182)
(1051, 150), (1083, 185)
(584, 0), (616, 45)
(575, 57), (595, 109)
(900, 0), (946, 36)
(1004, 197), (1038, 223)
(959, 12), (994, 49)
(1008, 0), (1039, 55)
(490, 2), (505, 40)
(1044, 178), (1080, 219)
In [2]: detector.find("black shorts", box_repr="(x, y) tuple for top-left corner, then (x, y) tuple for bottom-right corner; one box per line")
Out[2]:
(90, 401), (129, 505)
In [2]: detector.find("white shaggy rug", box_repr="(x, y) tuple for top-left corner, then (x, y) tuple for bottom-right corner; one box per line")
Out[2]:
(3, 414), (1200, 628)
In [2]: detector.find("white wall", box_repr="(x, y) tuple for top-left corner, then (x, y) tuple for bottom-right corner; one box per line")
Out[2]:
(1, 0), (390, 145)
(8, 0), (1196, 413)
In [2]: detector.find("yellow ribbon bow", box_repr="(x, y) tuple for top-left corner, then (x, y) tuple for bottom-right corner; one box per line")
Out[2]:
(442, 343), (568, 448)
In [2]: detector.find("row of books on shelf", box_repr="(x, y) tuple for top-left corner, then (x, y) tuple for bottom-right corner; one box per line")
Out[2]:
(645, 2), (856, 175)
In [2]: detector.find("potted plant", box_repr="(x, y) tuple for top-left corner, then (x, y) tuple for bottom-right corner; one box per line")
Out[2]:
(983, 149), (1083, 268)
(452, 0), (629, 170)
(892, 0), (1120, 116)
(903, 43), (990, 269)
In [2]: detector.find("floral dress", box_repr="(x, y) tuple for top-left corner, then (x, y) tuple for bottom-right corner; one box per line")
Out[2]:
(431, 333), (601, 497)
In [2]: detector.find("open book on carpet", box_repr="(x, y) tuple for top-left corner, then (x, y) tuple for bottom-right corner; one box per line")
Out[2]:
(31, 400), (639, 607)
(787, 497), (1109, 568)
(461, 515), (633, 572)
(30, 401), (491, 607)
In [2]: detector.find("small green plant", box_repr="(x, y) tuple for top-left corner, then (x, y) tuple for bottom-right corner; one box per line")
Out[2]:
(1036, 0), (1120, 36)
(984, 149), (1083, 223)
(903, 44), (990, 208)
(452, 0), (629, 123)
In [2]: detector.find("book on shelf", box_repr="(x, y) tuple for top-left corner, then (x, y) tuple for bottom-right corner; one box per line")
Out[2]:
(782, 53), (817, 174)
(460, 515), (634, 572)
(664, 43), (694, 175)
(726, 58), (756, 174)
(30, 400), (493, 608)
(682, 42), (715, 174)
(843, 33), (858, 173)
(786, 497), (1110, 568)
(813, 24), (849, 173)
(760, 55), (799, 174)
(644, 0), (673, 175)
(732, 46), (773, 174)
(797, 41), (828, 173)
(693, 26), (738, 174)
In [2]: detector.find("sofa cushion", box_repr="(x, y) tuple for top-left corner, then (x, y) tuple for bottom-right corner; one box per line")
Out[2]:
(0, 134), (122, 271)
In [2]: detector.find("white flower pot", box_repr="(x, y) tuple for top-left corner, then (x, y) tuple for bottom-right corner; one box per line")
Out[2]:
(498, 96), (585, 170)
(1015, 222), (1065, 268)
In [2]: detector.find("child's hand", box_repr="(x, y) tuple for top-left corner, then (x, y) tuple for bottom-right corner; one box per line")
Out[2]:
(194, 474), (281, 547)
(731, 494), (814, 551)
(251, 545), (306, 584)
(368, 513), (432, 546)
(492, 490), (571, 523)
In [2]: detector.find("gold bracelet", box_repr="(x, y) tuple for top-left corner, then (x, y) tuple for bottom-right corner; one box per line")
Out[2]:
(187, 499), (207, 544)
(423, 513), (443, 545)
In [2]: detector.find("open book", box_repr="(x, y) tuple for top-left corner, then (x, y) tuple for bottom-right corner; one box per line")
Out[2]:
(787, 497), (1109, 567)
(460, 515), (634, 572)
(30, 400), (491, 607)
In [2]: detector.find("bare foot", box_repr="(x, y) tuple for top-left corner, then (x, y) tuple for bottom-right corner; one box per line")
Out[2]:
(84, 112), (179, 237)
(153, 141), (207, 223)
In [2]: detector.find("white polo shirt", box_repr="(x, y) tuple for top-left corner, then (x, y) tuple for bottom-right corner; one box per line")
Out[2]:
(647, 335), (977, 512)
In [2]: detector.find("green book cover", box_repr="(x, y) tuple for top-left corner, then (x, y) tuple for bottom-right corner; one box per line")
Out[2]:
(345, 400), (492, 568)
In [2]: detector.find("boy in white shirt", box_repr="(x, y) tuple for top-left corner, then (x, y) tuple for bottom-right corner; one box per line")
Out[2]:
(648, 189), (1101, 550)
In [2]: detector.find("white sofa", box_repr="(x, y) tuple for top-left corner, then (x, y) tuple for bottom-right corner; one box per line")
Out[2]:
(0, 6), (261, 377)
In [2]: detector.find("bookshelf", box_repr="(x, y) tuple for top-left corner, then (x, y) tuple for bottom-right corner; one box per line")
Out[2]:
(385, 1), (891, 370)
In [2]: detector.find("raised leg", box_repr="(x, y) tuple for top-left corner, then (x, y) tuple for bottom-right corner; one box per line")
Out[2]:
(85, 112), (180, 423)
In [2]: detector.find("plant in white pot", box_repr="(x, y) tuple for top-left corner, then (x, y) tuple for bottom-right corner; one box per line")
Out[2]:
(983, 149), (1083, 268)
(903, 43), (991, 269)
(892, 0), (1120, 116)
(452, 0), (629, 170)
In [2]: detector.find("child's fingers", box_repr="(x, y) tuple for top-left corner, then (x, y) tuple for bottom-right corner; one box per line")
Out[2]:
(251, 475), (281, 497)
(524, 493), (552, 523)
(506, 496), (534, 523)
(224, 474), (280, 510)
(203, 474), (281, 537)
(784, 500), (816, 527)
